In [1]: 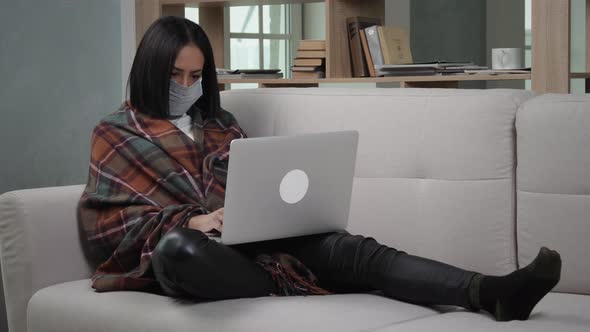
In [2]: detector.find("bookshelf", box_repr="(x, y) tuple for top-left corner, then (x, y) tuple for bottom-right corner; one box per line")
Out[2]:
(135, 0), (589, 93)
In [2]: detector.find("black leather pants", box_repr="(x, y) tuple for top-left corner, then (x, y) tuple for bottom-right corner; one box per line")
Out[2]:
(152, 228), (478, 309)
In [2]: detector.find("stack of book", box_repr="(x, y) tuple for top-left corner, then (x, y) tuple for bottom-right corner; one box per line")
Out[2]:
(291, 40), (326, 79)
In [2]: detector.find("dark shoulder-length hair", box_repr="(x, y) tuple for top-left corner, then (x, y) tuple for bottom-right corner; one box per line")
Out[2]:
(127, 16), (219, 119)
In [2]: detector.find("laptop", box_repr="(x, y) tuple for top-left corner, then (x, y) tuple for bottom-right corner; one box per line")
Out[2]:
(207, 130), (359, 245)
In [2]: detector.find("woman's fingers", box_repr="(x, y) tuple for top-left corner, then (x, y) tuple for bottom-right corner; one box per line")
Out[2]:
(205, 209), (224, 233)
(206, 215), (223, 232)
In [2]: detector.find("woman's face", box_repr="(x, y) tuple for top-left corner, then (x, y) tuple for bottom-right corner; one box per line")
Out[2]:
(171, 44), (205, 87)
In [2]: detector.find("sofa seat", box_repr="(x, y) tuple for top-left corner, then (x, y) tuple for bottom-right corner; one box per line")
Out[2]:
(27, 279), (441, 332)
(374, 292), (590, 331)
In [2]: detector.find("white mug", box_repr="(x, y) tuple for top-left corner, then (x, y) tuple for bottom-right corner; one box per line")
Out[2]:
(491, 48), (523, 70)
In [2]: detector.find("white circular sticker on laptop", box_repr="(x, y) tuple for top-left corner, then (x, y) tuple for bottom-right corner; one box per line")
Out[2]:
(279, 169), (309, 204)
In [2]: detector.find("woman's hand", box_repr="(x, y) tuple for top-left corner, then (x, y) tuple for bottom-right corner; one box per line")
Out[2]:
(187, 208), (223, 233)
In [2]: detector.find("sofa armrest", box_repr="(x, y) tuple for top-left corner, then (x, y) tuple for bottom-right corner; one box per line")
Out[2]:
(0, 185), (93, 332)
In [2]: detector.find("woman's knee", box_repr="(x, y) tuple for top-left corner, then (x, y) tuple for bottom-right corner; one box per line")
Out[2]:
(153, 227), (210, 269)
(153, 227), (275, 299)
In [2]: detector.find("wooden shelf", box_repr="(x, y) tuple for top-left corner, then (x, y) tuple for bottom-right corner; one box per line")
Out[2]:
(219, 73), (532, 84)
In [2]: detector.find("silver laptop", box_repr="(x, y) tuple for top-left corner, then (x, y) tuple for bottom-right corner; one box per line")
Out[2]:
(208, 130), (359, 245)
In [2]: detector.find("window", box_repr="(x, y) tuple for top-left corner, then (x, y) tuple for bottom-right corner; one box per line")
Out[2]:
(185, 6), (199, 24)
(228, 4), (292, 89)
(186, 4), (295, 90)
(228, 5), (290, 72)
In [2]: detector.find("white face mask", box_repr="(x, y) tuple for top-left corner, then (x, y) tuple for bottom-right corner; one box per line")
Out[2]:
(168, 78), (203, 117)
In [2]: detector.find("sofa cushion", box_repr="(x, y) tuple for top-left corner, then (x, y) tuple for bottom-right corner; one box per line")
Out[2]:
(372, 292), (590, 331)
(222, 88), (534, 276)
(516, 94), (590, 294)
(27, 279), (440, 332)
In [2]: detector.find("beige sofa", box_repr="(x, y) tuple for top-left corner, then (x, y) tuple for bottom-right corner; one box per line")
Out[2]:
(1, 88), (589, 332)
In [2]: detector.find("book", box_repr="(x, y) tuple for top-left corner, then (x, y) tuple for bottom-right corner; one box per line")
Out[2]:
(364, 26), (384, 68)
(291, 66), (323, 72)
(347, 17), (382, 77)
(240, 73), (283, 79)
(298, 40), (326, 51)
(296, 50), (327, 58)
(377, 26), (413, 65)
(375, 62), (483, 76)
(218, 73), (284, 79)
(438, 65), (488, 74)
(292, 71), (325, 79)
(217, 74), (242, 79)
(235, 69), (282, 74)
(377, 61), (475, 68)
(375, 64), (439, 76)
(216, 68), (241, 75)
(381, 69), (438, 76)
(376, 63), (442, 70)
(359, 29), (376, 77)
(464, 69), (530, 75)
(294, 58), (324, 67)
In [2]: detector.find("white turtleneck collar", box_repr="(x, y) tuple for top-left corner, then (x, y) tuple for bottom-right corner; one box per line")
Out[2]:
(168, 112), (194, 141)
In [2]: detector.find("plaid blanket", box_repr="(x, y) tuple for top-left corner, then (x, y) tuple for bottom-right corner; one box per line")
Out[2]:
(78, 104), (328, 296)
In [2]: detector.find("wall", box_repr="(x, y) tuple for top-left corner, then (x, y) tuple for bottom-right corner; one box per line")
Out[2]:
(385, 0), (410, 31)
(0, 1), (121, 326)
(0, 0), (122, 197)
(410, 0), (487, 89)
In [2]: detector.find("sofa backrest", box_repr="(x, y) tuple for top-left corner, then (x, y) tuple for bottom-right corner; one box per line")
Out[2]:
(516, 94), (590, 295)
(0, 185), (92, 332)
(222, 88), (534, 276)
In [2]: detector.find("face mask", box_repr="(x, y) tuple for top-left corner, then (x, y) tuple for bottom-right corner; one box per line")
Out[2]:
(168, 77), (203, 117)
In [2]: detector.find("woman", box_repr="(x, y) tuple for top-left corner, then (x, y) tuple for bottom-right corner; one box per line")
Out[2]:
(77, 16), (561, 321)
